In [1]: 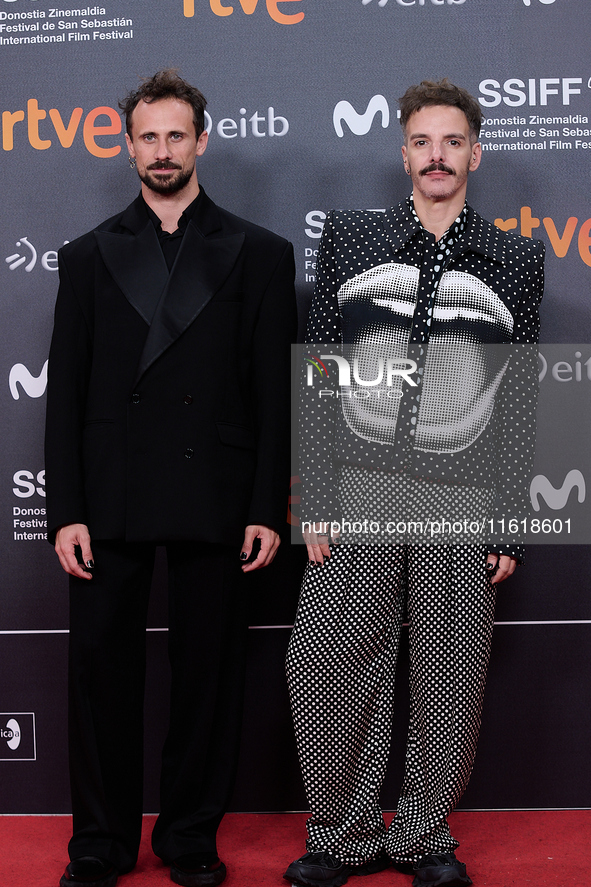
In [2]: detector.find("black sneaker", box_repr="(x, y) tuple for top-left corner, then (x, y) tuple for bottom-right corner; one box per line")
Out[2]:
(284, 850), (391, 887)
(412, 852), (472, 887)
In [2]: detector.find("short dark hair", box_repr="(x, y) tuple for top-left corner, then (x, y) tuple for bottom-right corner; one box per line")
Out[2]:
(399, 78), (482, 142)
(120, 69), (207, 138)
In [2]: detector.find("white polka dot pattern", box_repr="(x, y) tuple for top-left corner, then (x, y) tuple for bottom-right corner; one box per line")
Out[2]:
(286, 543), (496, 865)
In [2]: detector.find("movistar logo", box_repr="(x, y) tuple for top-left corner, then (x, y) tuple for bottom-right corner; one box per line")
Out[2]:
(9, 360), (48, 400)
(333, 95), (390, 138)
(530, 470), (586, 511)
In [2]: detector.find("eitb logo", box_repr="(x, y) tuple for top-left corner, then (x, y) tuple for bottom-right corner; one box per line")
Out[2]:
(0, 713), (36, 760)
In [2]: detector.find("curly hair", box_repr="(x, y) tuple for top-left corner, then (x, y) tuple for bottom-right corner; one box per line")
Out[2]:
(399, 78), (482, 142)
(120, 69), (207, 137)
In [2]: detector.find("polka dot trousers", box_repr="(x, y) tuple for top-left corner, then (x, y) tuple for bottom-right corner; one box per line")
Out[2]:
(286, 542), (496, 865)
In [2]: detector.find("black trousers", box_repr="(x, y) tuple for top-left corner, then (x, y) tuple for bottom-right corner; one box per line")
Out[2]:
(67, 540), (249, 872)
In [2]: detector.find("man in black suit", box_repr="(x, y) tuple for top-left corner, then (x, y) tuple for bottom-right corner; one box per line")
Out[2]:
(45, 70), (296, 887)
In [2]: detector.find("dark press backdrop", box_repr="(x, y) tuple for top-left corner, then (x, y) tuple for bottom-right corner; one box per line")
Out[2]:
(1, 0), (590, 813)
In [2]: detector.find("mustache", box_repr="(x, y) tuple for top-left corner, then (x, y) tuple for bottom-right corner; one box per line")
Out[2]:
(147, 161), (182, 171)
(419, 162), (455, 176)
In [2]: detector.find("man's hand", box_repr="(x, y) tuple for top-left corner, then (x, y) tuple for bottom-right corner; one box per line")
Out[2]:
(240, 524), (280, 572)
(55, 523), (94, 579)
(302, 520), (340, 566)
(486, 553), (517, 585)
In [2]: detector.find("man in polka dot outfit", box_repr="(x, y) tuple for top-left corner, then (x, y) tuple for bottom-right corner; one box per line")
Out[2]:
(284, 80), (544, 887)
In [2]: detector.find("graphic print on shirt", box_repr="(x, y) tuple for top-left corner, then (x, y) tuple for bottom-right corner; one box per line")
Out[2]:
(337, 263), (514, 453)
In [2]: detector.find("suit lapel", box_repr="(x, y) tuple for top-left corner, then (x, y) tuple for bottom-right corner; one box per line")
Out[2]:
(95, 198), (169, 325)
(135, 194), (245, 381)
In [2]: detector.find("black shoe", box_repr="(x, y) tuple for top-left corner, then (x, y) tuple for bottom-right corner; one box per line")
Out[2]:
(284, 850), (391, 887)
(59, 857), (118, 887)
(170, 853), (227, 886)
(412, 852), (472, 887)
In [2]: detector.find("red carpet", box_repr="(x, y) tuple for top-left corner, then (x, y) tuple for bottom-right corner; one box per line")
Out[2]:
(0, 811), (588, 886)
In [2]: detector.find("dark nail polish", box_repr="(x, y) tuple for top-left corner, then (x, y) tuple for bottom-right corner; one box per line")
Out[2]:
(240, 552), (248, 561)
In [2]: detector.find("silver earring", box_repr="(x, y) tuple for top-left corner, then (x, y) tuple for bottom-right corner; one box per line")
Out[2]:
(128, 156), (136, 170)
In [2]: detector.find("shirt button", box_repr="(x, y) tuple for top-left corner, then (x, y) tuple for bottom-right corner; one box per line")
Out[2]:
(131, 393), (140, 404)
(184, 395), (193, 405)
(184, 448), (194, 459)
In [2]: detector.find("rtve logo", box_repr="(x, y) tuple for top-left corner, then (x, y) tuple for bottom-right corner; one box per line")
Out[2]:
(183, 0), (304, 25)
(494, 207), (591, 267)
(1, 100), (121, 156)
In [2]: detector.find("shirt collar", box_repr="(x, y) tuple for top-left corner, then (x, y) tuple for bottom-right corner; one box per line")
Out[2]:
(407, 195), (468, 248)
(384, 197), (506, 265)
(142, 189), (203, 236)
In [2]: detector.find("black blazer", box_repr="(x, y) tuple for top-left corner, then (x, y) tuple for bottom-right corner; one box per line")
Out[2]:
(45, 189), (297, 545)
